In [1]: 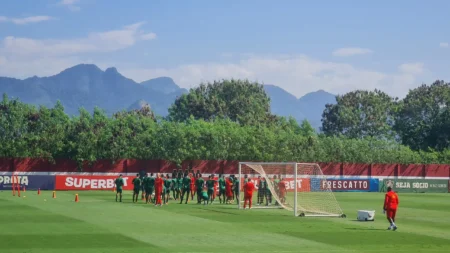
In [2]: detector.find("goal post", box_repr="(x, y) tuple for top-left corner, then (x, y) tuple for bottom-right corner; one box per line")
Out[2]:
(238, 162), (346, 218)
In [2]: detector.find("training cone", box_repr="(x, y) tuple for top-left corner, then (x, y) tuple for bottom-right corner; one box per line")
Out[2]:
(52, 191), (56, 198)
(38, 188), (41, 195)
(75, 194), (79, 202)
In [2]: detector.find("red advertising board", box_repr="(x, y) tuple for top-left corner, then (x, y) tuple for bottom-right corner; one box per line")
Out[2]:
(242, 178), (311, 192)
(55, 175), (134, 190)
(321, 179), (370, 191)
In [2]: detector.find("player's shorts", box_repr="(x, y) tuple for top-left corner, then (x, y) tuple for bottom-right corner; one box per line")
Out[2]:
(386, 208), (397, 219)
(207, 189), (214, 197)
(201, 195), (208, 201)
(133, 188), (140, 194)
(166, 189), (171, 194)
(219, 188), (225, 195)
(196, 189), (202, 195)
(116, 188), (123, 194)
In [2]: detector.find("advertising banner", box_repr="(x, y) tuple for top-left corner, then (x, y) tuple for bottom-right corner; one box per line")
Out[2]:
(311, 178), (379, 192)
(239, 178), (311, 192)
(55, 175), (134, 190)
(0, 175), (55, 190)
(383, 179), (449, 193)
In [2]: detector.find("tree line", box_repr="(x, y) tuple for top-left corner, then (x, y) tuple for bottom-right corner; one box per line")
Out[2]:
(1, 79), (450, 167)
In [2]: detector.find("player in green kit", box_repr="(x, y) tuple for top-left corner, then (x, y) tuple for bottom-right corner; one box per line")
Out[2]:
(200, 188), (209, 205)
(179, 174), (191, 204)
(143, 173), (150, 203)
(146, 173), (155, 204)
(195, 176), (205, 204)
(114, 174), (124, 202)
(218, 174), (226, 204)
(176, 174), (183, 200)
(206, 175), (215, 204)
(171, 176), (178, 200)
(233, 175), (240, 204)
(164, 174), (172, 204)
(132, 174), (142, 203)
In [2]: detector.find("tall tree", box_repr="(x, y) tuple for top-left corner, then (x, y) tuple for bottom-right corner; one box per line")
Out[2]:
(395, 80), (450, 151)
(168, 79), (273, 125)
(321, 90), (398, 139)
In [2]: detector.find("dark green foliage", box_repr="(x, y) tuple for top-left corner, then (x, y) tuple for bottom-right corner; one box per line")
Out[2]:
(2, 90), (450, 165)
(321, 89), (398, 139)
(168, 79), (274, 125)
(394, 81), (450, 151)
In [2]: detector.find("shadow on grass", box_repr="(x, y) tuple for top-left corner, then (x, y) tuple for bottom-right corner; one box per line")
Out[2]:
(344, 227), (386, 231)
(198, 208), (239, 215)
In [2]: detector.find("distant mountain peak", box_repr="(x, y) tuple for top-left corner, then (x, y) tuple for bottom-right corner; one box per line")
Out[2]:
(141, 77), (182, 94)
(105, 67), (118, 73)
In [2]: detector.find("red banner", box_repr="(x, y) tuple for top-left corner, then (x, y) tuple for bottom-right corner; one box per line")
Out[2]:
(321, 179), (370, 191)
(55, 175), (134, 190)
(242, 178), (310, 192)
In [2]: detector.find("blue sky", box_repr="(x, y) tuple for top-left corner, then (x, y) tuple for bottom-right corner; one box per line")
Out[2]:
(1, 0), (449, 98)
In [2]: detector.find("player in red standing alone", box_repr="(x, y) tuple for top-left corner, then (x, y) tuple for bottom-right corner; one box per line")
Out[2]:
(154, 173), (164, 206)
(278, 177), (286, 204)
(383, 186), (399, 231)
(243, 178), (255, 209)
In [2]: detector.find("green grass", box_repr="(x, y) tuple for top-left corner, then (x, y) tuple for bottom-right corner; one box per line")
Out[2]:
(1, 190), (450, 253)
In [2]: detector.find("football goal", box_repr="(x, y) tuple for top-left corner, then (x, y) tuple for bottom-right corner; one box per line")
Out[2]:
(238, 162), (346, 217)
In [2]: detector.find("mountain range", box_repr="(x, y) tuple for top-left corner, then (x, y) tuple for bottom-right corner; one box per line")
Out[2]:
(0, 64), (336, 129)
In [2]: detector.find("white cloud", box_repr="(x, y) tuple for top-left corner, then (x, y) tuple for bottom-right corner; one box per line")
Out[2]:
(332, 47), (373, 57)
(59, 0), (81, 11)
(0, 22), (156, 57)
(398, 62), (424, 75)
(0, 15), (53, 25)
(120, 55), (426, 99)
(140, 33), (157, 41)
(439, 42), (449, 48)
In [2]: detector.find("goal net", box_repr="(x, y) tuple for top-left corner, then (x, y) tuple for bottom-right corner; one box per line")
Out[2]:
(238, 162), (345, 217)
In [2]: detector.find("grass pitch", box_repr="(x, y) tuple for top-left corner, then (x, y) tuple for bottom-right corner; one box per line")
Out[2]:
(1, 190), (450, 253)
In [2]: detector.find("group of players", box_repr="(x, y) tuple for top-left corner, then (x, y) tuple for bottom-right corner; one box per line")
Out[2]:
(113, 169), (288, 209)
(114, 169), (241, 206)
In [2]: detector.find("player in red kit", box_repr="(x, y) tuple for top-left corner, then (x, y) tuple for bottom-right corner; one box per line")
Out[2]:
(154, 173), (164, 206)
(190, 172), (196, 201)
(383, 186), (399, 231)
(278, 177), (286, 204)
(243, 179), (255, 209)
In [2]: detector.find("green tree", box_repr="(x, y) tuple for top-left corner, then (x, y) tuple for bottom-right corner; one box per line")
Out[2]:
(395, 80), (450, 151)
(321, 89), (398, 139)
(168, 79), (274, 125)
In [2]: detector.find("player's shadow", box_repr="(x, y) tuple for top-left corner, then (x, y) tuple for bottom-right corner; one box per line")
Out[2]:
(344, 227), (385, 231)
